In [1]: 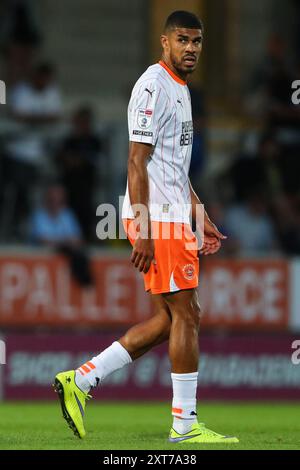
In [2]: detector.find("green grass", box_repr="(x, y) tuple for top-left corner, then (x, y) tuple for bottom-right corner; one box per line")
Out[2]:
(0, 402), (299, 450)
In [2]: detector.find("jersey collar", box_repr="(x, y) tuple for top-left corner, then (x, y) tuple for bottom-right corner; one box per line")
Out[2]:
(158, 60), (187, 86)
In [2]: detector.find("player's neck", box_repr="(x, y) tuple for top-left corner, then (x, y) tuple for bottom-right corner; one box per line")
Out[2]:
(159, 58), (188, 83)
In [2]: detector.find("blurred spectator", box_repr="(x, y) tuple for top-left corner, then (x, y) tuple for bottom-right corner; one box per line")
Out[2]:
(272, 193), (300, 255)
(56, 106), (102, 241)
(1, 62), (62, 239)
(277, 142), (300, 196)
(29, 183), (93, 286)
(1, 0), (42, 85)
(9, 62), (62, 124)
(291, 0), (300, 58)
(30, 183), (81, 247)
(229, 132), (282, 203)
(225, 190), (278, 257)
(225, 131), (300, 257)
(246, 33), (300, 129)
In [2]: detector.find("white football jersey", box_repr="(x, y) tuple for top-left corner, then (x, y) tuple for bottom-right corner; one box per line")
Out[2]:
(122, 61), (193, 223)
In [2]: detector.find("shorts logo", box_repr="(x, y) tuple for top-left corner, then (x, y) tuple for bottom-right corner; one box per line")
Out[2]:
(182, 264), (195, 281)
(138, 109), (153, 129)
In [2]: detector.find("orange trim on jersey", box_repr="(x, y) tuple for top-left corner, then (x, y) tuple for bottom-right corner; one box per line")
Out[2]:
(158, 60), (187, 86)
(172, 407), (183, 414)
(81, 365), (91, 374)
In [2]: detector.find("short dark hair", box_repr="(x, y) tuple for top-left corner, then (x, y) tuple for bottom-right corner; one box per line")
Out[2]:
(164, 11), (203, 33)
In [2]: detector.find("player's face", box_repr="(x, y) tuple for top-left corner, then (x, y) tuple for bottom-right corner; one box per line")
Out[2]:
(162, 28), (203, 76)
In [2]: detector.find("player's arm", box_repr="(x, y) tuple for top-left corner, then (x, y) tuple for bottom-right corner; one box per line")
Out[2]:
(128, 141), (154, 273)
(189, 179), (227, 255)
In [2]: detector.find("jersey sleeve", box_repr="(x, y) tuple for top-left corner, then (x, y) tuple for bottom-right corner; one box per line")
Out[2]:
(128, 80), (170, 145)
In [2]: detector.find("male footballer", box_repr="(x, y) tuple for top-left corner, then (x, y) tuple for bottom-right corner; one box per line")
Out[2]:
(54, 10), (239, 444)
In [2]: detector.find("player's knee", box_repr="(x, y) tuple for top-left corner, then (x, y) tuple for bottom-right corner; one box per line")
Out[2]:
(194, 303), (202, 330)
(191, 290), (202, 326)
(193, 297), (202, 321)
(187, 305), (201, 331)
(157, 313), (171, 341)
(164, 320), (171, 338)
(173, 304), (201, 331)
(187, 296), (202, 329)
(165, 290), (202, 330)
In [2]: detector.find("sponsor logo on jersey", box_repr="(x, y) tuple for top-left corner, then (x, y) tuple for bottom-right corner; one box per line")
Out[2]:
(137, 109), (153, 129)
(133, 130), (153, 137)
(145, 88), (155, 98)
(180, 120), (193, 146)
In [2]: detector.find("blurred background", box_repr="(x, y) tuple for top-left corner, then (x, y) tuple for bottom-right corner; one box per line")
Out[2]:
(0, 0), (299, 403)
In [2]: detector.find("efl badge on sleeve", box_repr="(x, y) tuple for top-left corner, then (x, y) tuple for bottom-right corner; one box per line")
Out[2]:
(137, 109), (153, 129)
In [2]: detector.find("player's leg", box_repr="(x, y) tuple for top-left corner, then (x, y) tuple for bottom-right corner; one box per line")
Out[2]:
(165, 288), (201, 373)
(118, 294), (171, 360)
(53, 294), (171, 438)
(75, 294), (171, 390)
(163, 288), (201, 434)
(164, 288), (239, 443)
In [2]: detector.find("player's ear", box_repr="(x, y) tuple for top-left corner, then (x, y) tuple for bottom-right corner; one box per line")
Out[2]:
(160, 34), (169, 50)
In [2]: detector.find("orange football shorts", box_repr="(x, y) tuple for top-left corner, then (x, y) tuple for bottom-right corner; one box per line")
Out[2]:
(123, 219), (199, 295)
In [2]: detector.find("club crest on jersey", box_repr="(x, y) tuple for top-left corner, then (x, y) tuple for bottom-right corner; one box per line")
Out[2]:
(138, 109), (153, 129)
(182, 264), (195, 281)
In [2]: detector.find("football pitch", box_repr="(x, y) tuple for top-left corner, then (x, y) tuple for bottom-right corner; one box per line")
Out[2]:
(0, 402), (299, 450)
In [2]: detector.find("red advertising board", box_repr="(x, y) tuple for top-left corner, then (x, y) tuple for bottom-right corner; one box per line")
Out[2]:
(200, 259), (290, 329)
(3, 333), (300, 401)
(0, 255), (290, 329)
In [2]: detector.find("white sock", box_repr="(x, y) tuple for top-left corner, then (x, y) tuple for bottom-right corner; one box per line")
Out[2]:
(171, 372), (198, 434)
(75, 341), (132, 392)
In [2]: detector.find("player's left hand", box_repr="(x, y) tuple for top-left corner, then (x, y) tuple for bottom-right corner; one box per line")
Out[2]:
(199, 218), (227, 256)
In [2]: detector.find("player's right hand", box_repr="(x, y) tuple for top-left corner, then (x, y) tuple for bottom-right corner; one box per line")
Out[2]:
(131, 237), (155, 274)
